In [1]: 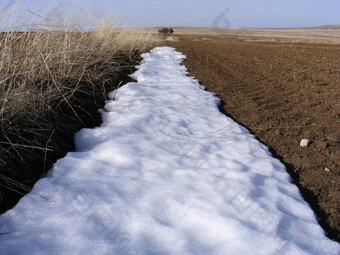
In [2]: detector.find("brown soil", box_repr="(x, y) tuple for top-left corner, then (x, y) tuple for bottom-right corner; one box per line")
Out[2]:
(168, 37), (340, 242)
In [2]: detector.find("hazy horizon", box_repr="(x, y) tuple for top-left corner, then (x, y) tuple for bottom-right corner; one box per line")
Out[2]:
(1, 0), (339, 29)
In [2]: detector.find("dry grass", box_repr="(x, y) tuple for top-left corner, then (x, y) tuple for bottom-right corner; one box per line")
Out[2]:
(0, 2), (160, 211)
(0, 28), (159, 123)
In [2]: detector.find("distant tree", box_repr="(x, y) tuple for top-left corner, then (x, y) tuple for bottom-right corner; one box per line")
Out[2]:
(158, 28), (174, 36)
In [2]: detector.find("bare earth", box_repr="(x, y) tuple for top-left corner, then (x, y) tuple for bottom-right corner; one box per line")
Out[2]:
(167, 30), (340, 242)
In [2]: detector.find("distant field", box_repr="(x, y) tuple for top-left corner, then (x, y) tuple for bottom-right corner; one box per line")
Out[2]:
(143, 26), (340, 45)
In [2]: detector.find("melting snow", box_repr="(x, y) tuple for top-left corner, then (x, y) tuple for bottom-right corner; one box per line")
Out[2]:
(0, 46), (339, 255)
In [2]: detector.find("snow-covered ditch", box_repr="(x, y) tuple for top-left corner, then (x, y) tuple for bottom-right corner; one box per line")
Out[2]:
(0, 46), (339, 254)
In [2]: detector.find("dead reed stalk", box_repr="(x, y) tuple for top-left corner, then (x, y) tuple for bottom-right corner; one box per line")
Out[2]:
(0, 1), (160, 211)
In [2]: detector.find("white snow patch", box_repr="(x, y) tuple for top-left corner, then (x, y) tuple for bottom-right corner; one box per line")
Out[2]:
(0, 46), (338, 255)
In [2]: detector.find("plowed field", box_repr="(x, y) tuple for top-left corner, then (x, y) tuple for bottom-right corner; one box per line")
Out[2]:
(168, 36), (340, 242)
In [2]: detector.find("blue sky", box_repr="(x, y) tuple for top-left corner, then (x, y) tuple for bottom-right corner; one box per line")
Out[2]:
(1, 0), (340, 28)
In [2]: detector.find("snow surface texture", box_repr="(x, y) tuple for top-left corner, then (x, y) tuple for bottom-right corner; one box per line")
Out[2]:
(0, 46), (339, 255)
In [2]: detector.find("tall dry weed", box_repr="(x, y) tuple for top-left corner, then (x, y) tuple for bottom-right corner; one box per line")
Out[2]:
(0, 1), (160, 211)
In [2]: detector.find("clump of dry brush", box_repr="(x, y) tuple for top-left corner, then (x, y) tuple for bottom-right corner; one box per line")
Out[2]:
(0, 2), (160, 211)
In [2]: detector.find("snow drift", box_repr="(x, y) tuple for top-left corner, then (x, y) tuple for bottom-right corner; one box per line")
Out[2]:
(0, 46), (338, 255)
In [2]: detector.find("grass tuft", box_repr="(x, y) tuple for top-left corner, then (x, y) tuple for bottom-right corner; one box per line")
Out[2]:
(0, 1), (160, 211)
